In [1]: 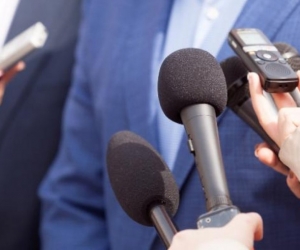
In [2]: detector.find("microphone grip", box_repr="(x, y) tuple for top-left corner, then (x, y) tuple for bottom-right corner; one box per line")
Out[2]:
(150, 205), (178, 248)
(197, 205), (240, 228)
(181, 104), (232, 211)
(233, 99), (280, 154)
(290, 89), (300, 107)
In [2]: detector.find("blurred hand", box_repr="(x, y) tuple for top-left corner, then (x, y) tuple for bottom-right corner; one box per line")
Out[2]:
(0, 61), (25, 104)
(248, 72), (300, 146)
(169, 213), (263, 250)
(254, 143), (300, 198)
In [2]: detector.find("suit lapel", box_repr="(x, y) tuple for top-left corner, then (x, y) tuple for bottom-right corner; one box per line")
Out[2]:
(119, 1), (178, 248)
(124, 1), (173, 151)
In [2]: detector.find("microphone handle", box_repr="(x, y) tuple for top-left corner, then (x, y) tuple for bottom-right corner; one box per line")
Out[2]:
(290, 89), (300, 107)
(150, 205), (178, 248)
(181, 104), (232, 211)
(197, 205), (240, 228)
(233, 98), (280, 154)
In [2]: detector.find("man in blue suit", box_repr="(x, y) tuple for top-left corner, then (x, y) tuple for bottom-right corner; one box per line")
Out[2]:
(0, 1), (81, 249)
(40, 0), (300, 249)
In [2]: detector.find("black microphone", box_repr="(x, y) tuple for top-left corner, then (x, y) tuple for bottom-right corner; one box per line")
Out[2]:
(287, 55), (300, 72)
(221, 42), (299, 167)
(158, 48), (239, 228)
(221, 56), (280, 154)
(275, 42), (298, 61)
(106, 130), (179, 248)
(224, 41), (300, 139)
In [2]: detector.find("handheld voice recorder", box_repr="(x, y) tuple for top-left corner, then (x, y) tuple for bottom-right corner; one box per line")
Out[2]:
(0, 22), (48, 71)
(228, 28), (298, 93)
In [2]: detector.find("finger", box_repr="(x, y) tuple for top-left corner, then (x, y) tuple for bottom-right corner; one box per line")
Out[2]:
(248, 72), (279, 143)
(246, 213), (264, 241)
(1, 61), (25, 83)
(226, 213), (264, 246)
(0, 84), (5, 105)
(278, 107), (300, 145)
(271, 92), (296, 109)
(0, 62), (25, 105)
(169, 229), (202, 250)
(255, 142), (289, 176)
(271, 71), (300, 108)
(286, 171), (300, 199)
(297, 71), (300, 90)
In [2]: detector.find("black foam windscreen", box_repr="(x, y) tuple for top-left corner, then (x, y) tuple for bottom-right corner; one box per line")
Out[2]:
(274, 42), (300, 71)
(220, 56), (249, 108)
(158, 48), (227, 124)
(274, 42), (298, 59)
(106, 130), (179, 226)
(288, 56), (300, 71)
(221, 56), (248, 89)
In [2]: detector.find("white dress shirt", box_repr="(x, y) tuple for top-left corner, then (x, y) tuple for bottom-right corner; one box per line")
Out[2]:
(0, 0), (20, 49)
(154, 0), (247, 170)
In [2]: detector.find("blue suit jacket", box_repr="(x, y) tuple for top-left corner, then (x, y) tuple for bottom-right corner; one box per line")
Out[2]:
(40, 0), (300, 249)
(0, 0), (81, 249)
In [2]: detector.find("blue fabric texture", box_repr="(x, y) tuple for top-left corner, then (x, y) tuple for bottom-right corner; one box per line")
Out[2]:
(39, 0), (300, 249)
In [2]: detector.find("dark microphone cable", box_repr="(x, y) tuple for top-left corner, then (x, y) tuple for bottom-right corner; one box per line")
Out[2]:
(158, 48), (239, 228)
(106, 130), (179, 248)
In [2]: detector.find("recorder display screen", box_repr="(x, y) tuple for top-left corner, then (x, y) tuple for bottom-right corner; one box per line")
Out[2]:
(239, 32), (268, 45)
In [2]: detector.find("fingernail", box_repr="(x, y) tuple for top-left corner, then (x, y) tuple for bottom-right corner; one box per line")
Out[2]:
(254, 144), (259, 157)
(247, 73), (252, 81)
(254, 148), (259, 158)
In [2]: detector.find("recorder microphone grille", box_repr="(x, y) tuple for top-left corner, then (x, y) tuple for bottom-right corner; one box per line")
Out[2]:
(265, 63), (292, 77)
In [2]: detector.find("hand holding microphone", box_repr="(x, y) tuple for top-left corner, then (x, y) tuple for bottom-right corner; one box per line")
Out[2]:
(221, 42), (300, 174)
(248, 71), (300, 198)
(169, 213), (263, 250)
(221, 56), (280, 155)
(158, 48), (239, 228)
(106, 131), (264, 249)
(0, 61), (25, 104)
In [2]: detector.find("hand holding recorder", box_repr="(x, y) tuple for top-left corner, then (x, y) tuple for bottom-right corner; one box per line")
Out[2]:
(0, 22), (48, 104)
(248, 71), (300, 198)
(0, 22), (48, 71)
(228, 28), (298, 93)
(0, 62), (25, 104)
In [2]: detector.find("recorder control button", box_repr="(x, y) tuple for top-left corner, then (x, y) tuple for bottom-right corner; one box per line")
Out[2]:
(279, 58), (287, 64)
(263, 53), (272, 59)
(256, 50), (278, 62)
(255, 59), (265, 65)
